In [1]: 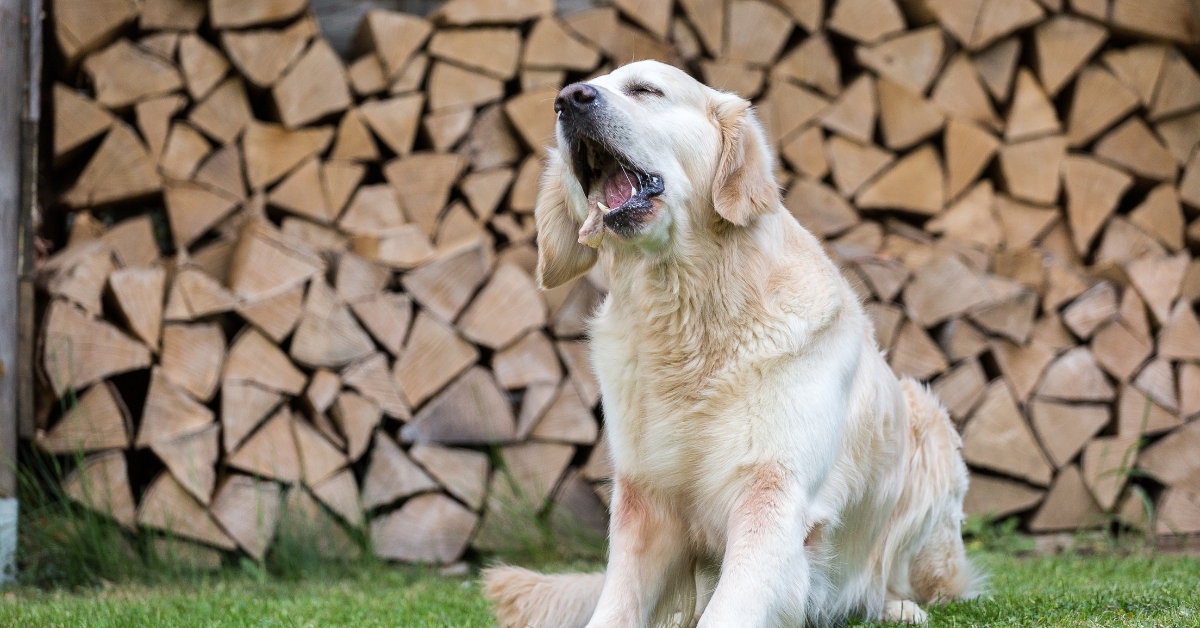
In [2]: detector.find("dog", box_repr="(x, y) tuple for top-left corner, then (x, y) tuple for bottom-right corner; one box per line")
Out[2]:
(482, 61), (979, 628)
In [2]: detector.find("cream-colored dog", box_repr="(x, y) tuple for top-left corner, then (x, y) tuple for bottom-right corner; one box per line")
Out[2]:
(482, 61), (979, 628)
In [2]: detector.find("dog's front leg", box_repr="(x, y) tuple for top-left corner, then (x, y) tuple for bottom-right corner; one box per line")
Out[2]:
(697, 466), (809, 628)
(586, 478), (690, 628)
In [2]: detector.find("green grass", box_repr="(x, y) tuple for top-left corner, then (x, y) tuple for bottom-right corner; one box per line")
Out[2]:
(1, 551), (1197, 627)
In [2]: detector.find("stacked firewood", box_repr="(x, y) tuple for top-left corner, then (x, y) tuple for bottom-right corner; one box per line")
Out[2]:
(38, 0), (1200, 566)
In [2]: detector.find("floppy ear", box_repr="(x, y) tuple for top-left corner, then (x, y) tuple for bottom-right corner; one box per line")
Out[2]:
(710, 95), (779, 226)
(535, 151), (599, 289)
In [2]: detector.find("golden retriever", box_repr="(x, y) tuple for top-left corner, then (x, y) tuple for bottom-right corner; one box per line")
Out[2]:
(482, 61), (979, 627)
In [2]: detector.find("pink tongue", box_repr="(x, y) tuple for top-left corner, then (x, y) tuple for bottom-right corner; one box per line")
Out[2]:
(605, 170), (637, 209)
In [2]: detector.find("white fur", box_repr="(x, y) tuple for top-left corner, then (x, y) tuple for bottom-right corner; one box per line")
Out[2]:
(483, 61), (979, 628)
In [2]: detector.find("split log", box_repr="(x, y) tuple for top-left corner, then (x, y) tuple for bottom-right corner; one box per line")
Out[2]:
(943, 120), (999, 202)
(493, 331), (562, 390)
(460, 168), (515, 221)
(350, 293), (413, 357)
(210, 475), (282, 561)
(229, 220), (324, 302)
(1029, 398), (1109, 468)
(1116, 385), (1180, 437)
(998, 135), (1067, 206)
(360, 94), (425, 156)
(160, 323), (224, 403)
(428, 62), (504, 112)
(193, 145), (247, 201)
(227, 407), (302, 483)
(278, 487), (361, 558)
(1062, 155), (1134, 256)
(424, 109), (474, 153)
(84, 39), (183, 109)
(164, 182), (239, 249)
(523, 17), (601, 72)
(140, 0), (205, 30)
(38, 383), (130, 454)
(516, 381), (559, 440)
(826, 136), (894, 198)
(459, 104), (523, 172)
(355, 10), (433, 79)
(927, 182), (1001, 252)
(903, 253), (991, 326)
(150, 425), (220, 506)
(160, 123), (213, 182)
(341, 353), (410, 419)
(311, 469), (364, 527)
(1159, 300), (1200, 361)
(428, 28), (521, 80)
(222, 18), (318, 88)
(370, 493), (477, 564)
(61, 123), (161, 208)
(1148, 50), (1200, 121)
(350, 228), (437, 270)
(963, 474), (1045, 520)
(876, 78), (945, 151)
(45, 242), (114, 317)
(856, 144), (944, 215)
(1128, 185), (1185, 252)
(304, 370), (341, 416)
(488, 442), (574, 516)
(349, 55), (388, 97)
(1126, 253), (1190, 324)
(52, 85), (114, 163)
(931, 54), (1002, 133)
(293, 418), (347, 485)
(1082, 435), (1139, 511)
(384, 153), (466, 235)
(409, 445), (489, 511)
(1156, 489), (1200, 536)
(1094, 117), (1177, 181)
(508, 156), (544, 213)
(331, 391), (381, 462)
(1033, 15), (1107, 97)
(273, 40), (352, 129)
(268, 158), (331, 224)
(53, 0), (139, 64)
(400, 367), (516, 444)
(888, 321), (948, 380)
(1133, 357), (1180, 414)
(163, 268), (237, 322)
(1028, 464), (1104, 532)
(1138, 421), (1200, 494)
(1037, 347), (1115, 402)
(136, 367), (215, 448)
(931, 357), (987, 423)
(962, 381), (1054, 486)
(1061, 282), (1117, 339)
(224, 328), (307, 395)
(179, 34), (230, 102)
(220, 381), (284, 453)
(558, 340), (601, 407)
(138, 472), (236, 549)
(1066, 66), (1140, 148)
(241, 121), (334, 191)
(458, 264), (547, 350)
(290, 280), (376, 369)
(400, 241), (490, 323)
(338, 184), (407, 236)
(866, 302), (904, 352)
(42, 300), (152, 398)
(826, 0), (905, 44)
(820, 75), (876, 144)
(773, 33), (840, 97)
(63, 451), (137, 529)
(362, 433), (438, 510)
(1091, 321), (1152, 383)
(505, 88), (560, 155)
(530, 384), (598, 444)
(237, 283), (306, 343)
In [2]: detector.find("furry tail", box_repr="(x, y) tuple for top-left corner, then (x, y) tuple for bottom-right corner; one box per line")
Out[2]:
(481, 566), (605, 628)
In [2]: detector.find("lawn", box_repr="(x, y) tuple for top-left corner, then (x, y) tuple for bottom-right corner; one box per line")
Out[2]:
(1, 551), (1197, 627)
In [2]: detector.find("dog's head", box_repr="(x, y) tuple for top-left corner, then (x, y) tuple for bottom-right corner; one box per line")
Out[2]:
(534, 61), (779, 289)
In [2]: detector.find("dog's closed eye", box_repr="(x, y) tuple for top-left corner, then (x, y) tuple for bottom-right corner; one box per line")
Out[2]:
(625, 82), (664, 97)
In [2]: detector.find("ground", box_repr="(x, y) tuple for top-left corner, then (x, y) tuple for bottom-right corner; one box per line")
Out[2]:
(1, 552), (1197, 627)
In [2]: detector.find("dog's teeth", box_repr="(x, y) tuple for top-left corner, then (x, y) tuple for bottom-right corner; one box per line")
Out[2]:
(598, 202), (610, 214)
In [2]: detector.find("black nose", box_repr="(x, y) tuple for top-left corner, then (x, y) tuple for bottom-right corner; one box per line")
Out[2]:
(555, 83), (598, 115)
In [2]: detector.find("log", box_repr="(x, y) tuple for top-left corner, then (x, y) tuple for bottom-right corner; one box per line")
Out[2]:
(338, 184), (407, 236)
(826, 0), (905, 44)
(390, 53), (430, 95)
(150, 425), (219, 506)
(931, 54), (1002, 133)
(1061, 282), (1117, 339)
(516, 381), (559, 440)
(384, 305), (473, 404)
(820, 75), (876, 144)
(971, 38), (1022, 103)
(355, 10), (433, 79)
(52, 85), (114, 163)
(229, 220), (324, 303)
(825, 136), (894, 197)
(1149, 50), (1200, 121)
(877, 79), (945, 151)
(210, 0), (306, 27)
(509, 155), (544, 213)
(350, 293), (413, 357)
(163, 267), (237, 322)
(331, 391), (381, 462)
(138, 472), (236, 549)
(724, 0), (792, 66)
(293, 418), (347, 485)
(859, 28), (946, 94)
(1133, 357), (1179, 414)
(362, 433), (438, 510)
(1037, 346), (1115, 403)
(400, 241), (490, 323)
(493, 331), (561, 390)
(160, 323), (224, 403)
(268, 158), (332, 223)
(290, 279), (376, 369)
(304, 370), (341, 416)
(42, 300), (152, 398)
(62, 122), (161, 208)
(1095, 117), (1177, 181)
(384, 153), (466, 235)
(552, 279), (605, 338)
(1028, 464), (1104, 532)
(341, 352), (410, 419)
(53, 0), (139, 65)
(224, 327), (307, 395)
(210, 475), (282, 561)
(350, 228), (437, 270)
(971, 0), (1045, 51)
(1067, 68), (1140, 150)
(970, 290), (1038, 344)
(194, 145), (247, 202)
(136, 367), (215, 448)
(1005, 69), (1060, 142)
(903, 252), (991, 326)
(310, 469), (364, 527)
(963, 474), (1045, 520)
(423, 109), (474, 153)
(1128, 185), (1184, 252)
(83, 39), (183, 109)
(370, 493), (477, 564)
(998, 135), (1066, 206)
(273, 40), (352, 129)
(333, 252), (390, 303)
(523, 17), (601, 72)
(962, 381), (1054, 485)
(428, 61), (504, 112)
(1154, 110), (1200, 166)
(773, 33), (839, 98)
(38, 382), (130, 454)
(1138, 421), (1200, 493)
(457, 263), (547, 350)
(360, 94), (425, 157)
(505, 87), (560, 155)
(1126, 252), (1190, 324)
(866, 301), (904, 352)
(1091, 321), (1152, 383)
(348, 55), (388, 97)
(331, 109), (381, 162)
(428, 28), (521, 80)
(237, 283), (305, 343)
(62, 451), (137, 529)
(530, 384), (597, 444)
(400, 367), (515, 444)
(279, 487), (362, 559)
(1095, 217), (1166, 266)
(1116, 385), (1180, 437)
(220, 381), (284, 453)
(785, 179), (858, 239)
(44, 242), (114, 317)
(140, 0), (205, 30)
(179, 34), (230, 102)
(1159, 300), (1200, 361)
(159, 123), (212, 182)
(241, 121), (334, 191)
(227, 407), (302, 483)
(409, 445), (489, 511)
(1029, 398), (1109, 468)
(1156, 489), (1200, 536)
(888, 321), (948, 380)
(1081, 435), (1139, 511)
(927, 181), (1001, 251)
(221, 18), (318, 88)
(1033, 15), (1107, 97)
(165, 182), (240, 249)
(459, 169), (514, 222)
(459, 104), (523, 171)
(856, 144), (944, 214)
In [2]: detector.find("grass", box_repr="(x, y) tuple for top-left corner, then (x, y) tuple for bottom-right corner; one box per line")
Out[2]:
(0, 550), (1196, 627)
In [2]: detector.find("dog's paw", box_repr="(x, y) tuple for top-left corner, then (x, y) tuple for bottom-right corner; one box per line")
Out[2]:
(883, 600), (928, 624)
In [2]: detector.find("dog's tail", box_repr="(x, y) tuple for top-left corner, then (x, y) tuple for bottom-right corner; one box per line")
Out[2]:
(481, 566), (605, 628)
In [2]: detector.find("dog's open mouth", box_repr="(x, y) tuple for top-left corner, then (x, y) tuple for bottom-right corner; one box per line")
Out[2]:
(570, 137), (664, 243)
